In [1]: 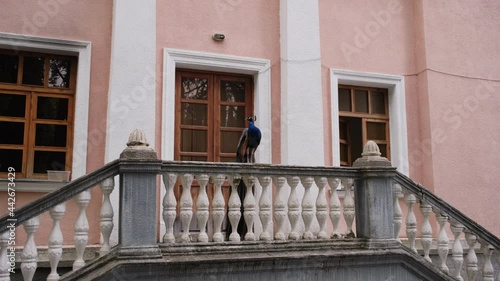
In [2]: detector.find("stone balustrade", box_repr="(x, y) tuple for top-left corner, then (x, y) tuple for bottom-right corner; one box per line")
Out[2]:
(0, 130), (498, 281)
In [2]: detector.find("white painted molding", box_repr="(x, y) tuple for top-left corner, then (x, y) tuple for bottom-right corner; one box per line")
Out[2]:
(162, 48), (272, 164)
(0, 32), (91, 184)
(330, 69), (409, 175)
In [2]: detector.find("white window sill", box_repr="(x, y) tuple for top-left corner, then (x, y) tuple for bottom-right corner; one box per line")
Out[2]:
(0, 179), (67, 193)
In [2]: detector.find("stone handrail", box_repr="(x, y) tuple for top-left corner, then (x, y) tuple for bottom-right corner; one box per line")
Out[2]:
(394, 172), (500, 250)
(0, 160), (120, 231)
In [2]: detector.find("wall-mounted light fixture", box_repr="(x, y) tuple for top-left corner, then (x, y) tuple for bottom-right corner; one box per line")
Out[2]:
(212, 33), (225, 41)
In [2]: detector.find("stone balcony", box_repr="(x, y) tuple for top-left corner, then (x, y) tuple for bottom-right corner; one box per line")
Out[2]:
(0, 130), (498, 281)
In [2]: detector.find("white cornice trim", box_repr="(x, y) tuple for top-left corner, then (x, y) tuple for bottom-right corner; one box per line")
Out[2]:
(330, 69), (409, 175)
(162, 48), (272, 164)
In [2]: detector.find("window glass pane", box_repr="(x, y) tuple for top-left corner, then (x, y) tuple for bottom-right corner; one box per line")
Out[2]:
(338, 88), (351, 112)
(340, 143), (349, 164)
(339, 120), (348, 140)
(220, 106), (245, 127)
(0, 122), (24, 144)
(48, 59), (71, 88)
(220, 131), (242, 153)
(0, 94), (26, 117)
(181, 129), (207, 152)
(33, 151), (66, 173)
(366, 122), (386, 140)
(371, 91), (386, 114)
(220, 80), (245, 102)
(378, 144), (388, 158)
(180, 156), (207, 161)
(181, 103), (207, 126)
(355, 90), (368, 113)
(181, 77), (208, 100)
(0, 54), (18, 83)
(22, 56), (45, 86)
(37, 97), (69, 120)
(0, 149), (23, 172)
(35, 124), (67, 147)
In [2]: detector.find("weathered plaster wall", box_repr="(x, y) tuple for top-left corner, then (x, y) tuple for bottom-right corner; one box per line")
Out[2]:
(0, 0), (113, 244)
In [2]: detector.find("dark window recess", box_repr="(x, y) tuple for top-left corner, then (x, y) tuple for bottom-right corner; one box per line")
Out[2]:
(48, 59), (71, 88)
(33, 151), (66, 173)
(0, 149), (23, 173)
(0, 54), (19, 83)
(0, 122), (24, 145)
(181, 129), (207, 152)
(37, 97), (69, 120)
(0, 94), (26, 117)
(22, 56), (45, 86)
(35, 124), (68, 147)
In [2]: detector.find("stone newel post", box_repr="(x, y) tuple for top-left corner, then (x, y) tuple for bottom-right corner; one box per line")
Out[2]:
(119, 129), (161, 250)
(353, 141), (397, 241)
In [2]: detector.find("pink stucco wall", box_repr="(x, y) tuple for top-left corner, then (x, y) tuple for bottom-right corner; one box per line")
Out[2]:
(155, 0), (282, 163)
(419, 0), (500, 235)
(0, 0), (113, 244)
(320, 0), (500, 235)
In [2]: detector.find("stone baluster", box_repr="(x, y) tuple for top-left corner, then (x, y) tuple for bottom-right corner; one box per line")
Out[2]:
(0, 232), (8, 281)
(212, 175), (226, 242)
(393, 183), (403, 241)
(496, 250), (500, 281)
(273, 176), (287, 240)
(227, 175), (242, 242)
(287, 176), (301, 240)
(450, 222), (464, 281)
(420, 201), (433, 262)
(196, 174), (210, 243)
(465, 231), (478, 281)
(73, 190), (90, 271)
(21, 216), (39, 281)
(258, 176), (272, 241)
(404, 192), (417, 254)
(314, 177), (328, 239)
(99, 178), (115, 255)
(435, 210), (450, 274)
(481, 243), (494, 281)
(328, 178), (341, 239)
(179, 174), (194, 243)
(242, 176), (257, 241)
(342, 178), (355, 238)
(162, 173), (178, 243)
(47, 203), (66, 281)
(301, 177), (315, 239)
(482, 244), (495, 281)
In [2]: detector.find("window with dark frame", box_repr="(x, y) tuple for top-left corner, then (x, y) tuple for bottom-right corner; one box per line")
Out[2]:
(338, 85), (390, 166)
(0, 50), (77, 179)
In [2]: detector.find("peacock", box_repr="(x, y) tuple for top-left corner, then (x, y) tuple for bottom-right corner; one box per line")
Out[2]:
(236, 116), (261, 163)
(226, 116), (261, 239)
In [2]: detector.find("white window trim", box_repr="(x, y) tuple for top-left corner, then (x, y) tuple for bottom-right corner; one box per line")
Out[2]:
(330, 69), (409, 175)
(162, 48), (272, 164)
(0, 32), (91, 191)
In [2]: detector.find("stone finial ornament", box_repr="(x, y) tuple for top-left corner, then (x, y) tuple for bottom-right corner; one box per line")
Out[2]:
(119, 129), (158, 159)
(352, 140), (391, 167)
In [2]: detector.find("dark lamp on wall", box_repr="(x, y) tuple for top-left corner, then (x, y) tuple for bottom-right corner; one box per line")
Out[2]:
(212, 33), (225, 41)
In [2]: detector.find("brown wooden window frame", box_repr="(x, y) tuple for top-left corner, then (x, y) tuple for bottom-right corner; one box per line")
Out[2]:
(338, 85), (390, 166)
(0, 50), (77, 179)
(174, 69), (254, 163)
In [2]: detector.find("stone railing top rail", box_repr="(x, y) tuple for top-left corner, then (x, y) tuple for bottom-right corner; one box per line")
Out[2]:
(394, 171), (500, 250)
